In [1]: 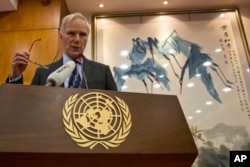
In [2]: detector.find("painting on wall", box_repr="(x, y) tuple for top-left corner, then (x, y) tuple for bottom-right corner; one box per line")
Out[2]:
(92, 8), (250, 167)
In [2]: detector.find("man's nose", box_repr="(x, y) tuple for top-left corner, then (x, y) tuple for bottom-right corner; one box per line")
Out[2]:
(74, 34), (80, 41)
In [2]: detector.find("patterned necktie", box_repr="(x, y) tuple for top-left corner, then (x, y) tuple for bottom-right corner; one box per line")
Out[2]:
(68, 60), (82, 88)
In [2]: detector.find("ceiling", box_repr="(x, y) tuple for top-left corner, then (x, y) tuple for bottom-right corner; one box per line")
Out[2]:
(0, 0), (18, 11)
(65, 0), (250, 15)
(0, 0), (249, 14)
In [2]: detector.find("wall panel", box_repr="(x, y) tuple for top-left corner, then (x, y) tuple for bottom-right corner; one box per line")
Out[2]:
(0, 29), (60, 84)
(0, 0), (69, 84)
(0, 0), (61, 31)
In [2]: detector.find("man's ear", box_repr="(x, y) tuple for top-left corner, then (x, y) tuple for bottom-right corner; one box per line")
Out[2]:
(59, 33), (63, 39)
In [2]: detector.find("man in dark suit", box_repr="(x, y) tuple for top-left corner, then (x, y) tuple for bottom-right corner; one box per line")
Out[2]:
(6, 13), (117, 91)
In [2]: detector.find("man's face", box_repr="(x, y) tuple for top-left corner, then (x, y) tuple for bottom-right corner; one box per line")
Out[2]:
(60, 17), (89, 59)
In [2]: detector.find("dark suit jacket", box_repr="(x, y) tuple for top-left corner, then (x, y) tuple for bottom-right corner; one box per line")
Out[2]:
(7, 58), (118, 91)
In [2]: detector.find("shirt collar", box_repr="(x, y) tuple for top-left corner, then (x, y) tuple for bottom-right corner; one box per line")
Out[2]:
(63, 53), (84, 64)
(63, 53), (72, 64)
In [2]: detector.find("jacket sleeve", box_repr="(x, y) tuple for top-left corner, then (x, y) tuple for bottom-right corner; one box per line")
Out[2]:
(5, 75), (23, 84)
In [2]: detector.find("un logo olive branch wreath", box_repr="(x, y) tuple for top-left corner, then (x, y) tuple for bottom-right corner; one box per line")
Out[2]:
(63, 93), (132, 149)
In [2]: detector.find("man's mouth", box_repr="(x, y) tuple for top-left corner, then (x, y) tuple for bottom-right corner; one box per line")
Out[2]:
(72, 46), (80, 50)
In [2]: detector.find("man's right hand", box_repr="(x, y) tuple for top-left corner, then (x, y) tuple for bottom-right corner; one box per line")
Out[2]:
(10, 51), (30, 79)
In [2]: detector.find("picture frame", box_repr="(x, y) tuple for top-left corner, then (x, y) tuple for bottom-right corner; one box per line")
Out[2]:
(92, 8), (250, 166)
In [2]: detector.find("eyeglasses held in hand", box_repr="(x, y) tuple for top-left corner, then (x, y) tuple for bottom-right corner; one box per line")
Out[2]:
(28, 39), (49, 69)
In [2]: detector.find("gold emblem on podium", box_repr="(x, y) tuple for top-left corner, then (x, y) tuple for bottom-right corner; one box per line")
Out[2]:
(63, 92), (132, 149)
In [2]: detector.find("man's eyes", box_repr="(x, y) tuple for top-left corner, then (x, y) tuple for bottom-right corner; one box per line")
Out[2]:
(67, 32), (87, 37)
(67, 32), (75, 36)
(79, 33), (87, 37)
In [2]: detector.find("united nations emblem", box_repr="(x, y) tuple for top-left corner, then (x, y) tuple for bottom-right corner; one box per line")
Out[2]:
(63, 92), (132, 149)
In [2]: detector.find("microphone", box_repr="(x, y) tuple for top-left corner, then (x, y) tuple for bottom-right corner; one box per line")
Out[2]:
(45, 60), (75, 87)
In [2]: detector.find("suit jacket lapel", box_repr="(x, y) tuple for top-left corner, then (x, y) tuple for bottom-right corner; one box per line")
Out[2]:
(82, 58), (91, 88)
(49, 58), (63, 72)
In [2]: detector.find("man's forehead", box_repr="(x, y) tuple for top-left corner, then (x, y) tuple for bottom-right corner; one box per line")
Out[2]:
(64, 18), (89, 32)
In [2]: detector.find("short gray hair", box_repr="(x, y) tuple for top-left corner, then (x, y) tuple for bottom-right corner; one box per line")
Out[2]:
(60, 13), (90, 33)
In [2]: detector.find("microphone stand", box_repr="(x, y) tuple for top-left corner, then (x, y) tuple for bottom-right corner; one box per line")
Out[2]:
(79, 54), (89, 89)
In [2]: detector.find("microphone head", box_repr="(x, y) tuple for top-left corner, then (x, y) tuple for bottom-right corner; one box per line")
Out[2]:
(46, 60), (75, 87)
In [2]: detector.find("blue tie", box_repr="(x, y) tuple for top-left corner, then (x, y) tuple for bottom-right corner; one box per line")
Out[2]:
(68, 60), (82, 88)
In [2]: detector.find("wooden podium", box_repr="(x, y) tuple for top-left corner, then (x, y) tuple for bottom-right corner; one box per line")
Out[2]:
(0, 84), (197, 167)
